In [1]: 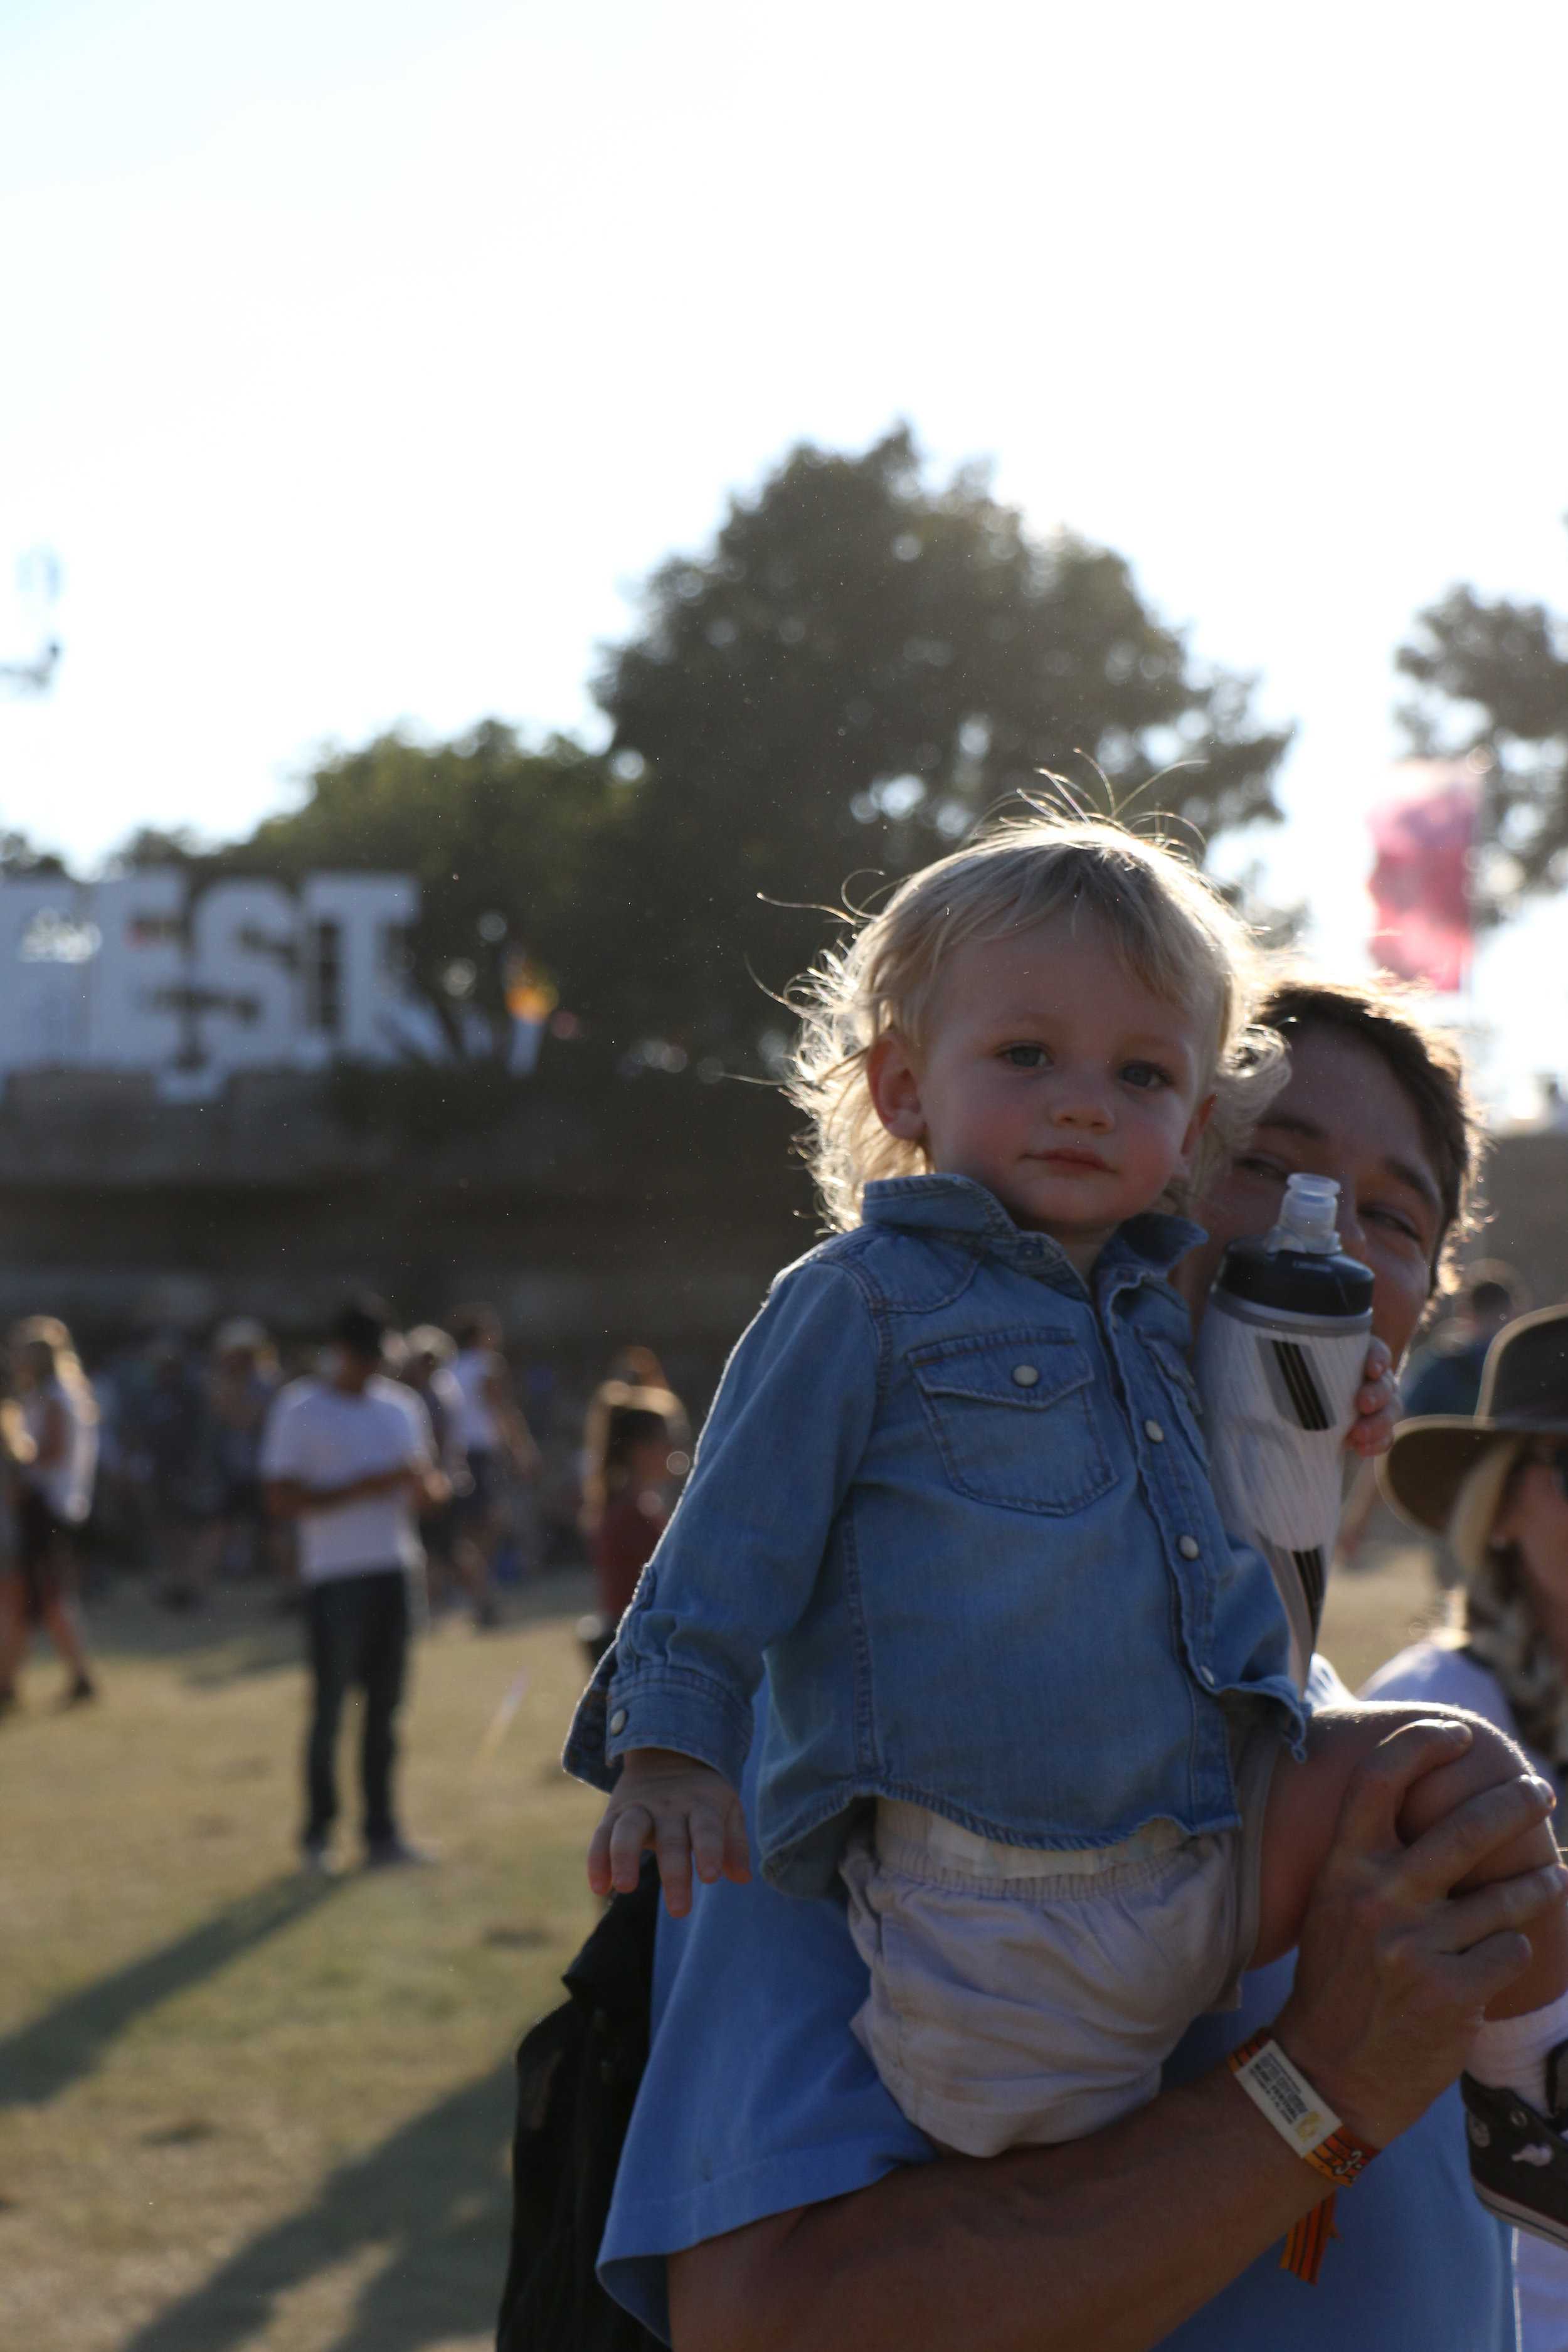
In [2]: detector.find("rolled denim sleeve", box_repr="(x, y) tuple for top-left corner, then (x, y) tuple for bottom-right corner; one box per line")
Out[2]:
(563, 1259), (881, 1792)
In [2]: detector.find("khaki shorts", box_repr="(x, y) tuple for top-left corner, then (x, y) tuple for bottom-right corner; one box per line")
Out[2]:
(840, 1720), (1280, 2158)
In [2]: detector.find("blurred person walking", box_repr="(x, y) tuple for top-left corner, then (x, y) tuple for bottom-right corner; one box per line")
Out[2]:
(175, 1319), (284, 1606)
(448, 1305), (540, 1628)
(261, 1298), (447, 1873)
(0, 1317), (100, 1712)
(398, 1324), (480, 1619)
(122, 1335), (209, 1606)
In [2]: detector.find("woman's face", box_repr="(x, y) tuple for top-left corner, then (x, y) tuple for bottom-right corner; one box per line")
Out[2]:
(1493, 1444), (1568, 1617)
(1181, 1024), (1448, 1363)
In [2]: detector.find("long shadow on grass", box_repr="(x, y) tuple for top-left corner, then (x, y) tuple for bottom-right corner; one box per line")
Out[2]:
(0, 1875), (344, 2109)
(83, 1579), (308, 1688)
(118, 2062), (515, 2352)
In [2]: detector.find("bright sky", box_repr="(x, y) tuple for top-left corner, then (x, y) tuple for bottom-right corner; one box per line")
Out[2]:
(3, 0), (1565, 1110)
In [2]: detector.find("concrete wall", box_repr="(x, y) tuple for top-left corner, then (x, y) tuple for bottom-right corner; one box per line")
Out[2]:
(1, 1069), (1563, 1362)
(0, 1069), (813, 1370)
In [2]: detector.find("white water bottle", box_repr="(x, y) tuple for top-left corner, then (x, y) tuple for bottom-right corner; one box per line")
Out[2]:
(1194, 1174), (1374, 1692)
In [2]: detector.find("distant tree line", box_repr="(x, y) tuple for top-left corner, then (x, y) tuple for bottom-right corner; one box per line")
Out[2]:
(1396, 566), (1568, 923)
(19, 427), (1568, 1068)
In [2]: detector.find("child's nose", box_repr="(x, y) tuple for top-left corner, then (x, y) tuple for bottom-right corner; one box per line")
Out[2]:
(1049, 1075), (1115, 1130)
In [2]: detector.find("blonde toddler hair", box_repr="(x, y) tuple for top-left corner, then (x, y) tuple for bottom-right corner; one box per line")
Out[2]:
(787, 809), (1288, 1233)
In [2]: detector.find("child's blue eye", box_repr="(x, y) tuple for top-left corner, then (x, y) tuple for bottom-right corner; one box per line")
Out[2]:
(1121, 1062), (1173, 1091)
(1001, 1044), (1047, 1069)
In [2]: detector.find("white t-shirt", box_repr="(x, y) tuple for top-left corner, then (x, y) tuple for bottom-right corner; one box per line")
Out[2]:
(450, 1348), (502, 1452)
(260, 1375), (433, 1582)
(24, 1378), (98, 1525)
(1364, 1633), (1565, 2352)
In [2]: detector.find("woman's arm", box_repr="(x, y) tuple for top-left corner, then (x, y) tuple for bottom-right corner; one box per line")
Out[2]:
(482, 1358), (542, 1478)
(671, 2069), (1320, 2352)
(263, 1466), (420, 1519)
(669, 1722), (1564, 2352)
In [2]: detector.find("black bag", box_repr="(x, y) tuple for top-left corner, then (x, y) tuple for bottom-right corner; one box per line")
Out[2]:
(496, 1868), (664, 2351)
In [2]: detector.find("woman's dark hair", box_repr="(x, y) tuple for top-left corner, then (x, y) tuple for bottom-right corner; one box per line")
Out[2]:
(579, 1379), (686, 1535)
(1259, 975), (1484, 1291)
(601, 1405), (673, 1493)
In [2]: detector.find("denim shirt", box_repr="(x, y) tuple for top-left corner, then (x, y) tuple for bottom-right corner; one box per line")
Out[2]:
(565, 1173), (1305, 1897)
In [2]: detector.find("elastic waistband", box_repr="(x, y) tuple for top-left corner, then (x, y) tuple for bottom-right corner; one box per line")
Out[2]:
(874, 1799), (1189, 1879)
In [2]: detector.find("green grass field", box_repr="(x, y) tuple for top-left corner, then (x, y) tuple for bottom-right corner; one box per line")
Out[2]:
(0, 1545), (1446, 2352)
(0, 1571), (606, 2352)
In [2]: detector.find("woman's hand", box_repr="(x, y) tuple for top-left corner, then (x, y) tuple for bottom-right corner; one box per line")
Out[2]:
(588, 1745), (751, 1917)
(1345, 1337), (1400, 1458)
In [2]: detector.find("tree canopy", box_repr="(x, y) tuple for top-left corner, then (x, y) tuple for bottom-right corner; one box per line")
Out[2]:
(229, 723), (625, 1051)
(1397, 550), (1568, 915)
(92, 428), (1296, 1067)
(592, 426), (1293, 1049)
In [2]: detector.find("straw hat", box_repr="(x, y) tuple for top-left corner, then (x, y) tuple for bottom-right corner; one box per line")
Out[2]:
(1379, 1305), (1568, 1573)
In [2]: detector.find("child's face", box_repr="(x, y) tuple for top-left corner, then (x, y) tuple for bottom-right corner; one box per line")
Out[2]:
(867, 915), (1214, 1270)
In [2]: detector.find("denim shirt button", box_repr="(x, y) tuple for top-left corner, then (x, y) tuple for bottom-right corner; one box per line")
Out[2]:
(1143, 1419), (1165, 1443)
(1177, 1535), (1200, 1559)
(1011, 1364), (1040, 1387)
(609, 1708), (628, 1735)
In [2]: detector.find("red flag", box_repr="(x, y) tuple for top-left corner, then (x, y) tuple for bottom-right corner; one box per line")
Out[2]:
(1367, 762), (1478, 993)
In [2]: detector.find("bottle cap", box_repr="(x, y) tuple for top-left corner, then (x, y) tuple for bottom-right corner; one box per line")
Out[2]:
(1268, 1172), (1340, 1256)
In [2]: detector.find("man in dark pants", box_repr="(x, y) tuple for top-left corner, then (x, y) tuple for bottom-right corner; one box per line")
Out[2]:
(262, 1299), (448, 1872)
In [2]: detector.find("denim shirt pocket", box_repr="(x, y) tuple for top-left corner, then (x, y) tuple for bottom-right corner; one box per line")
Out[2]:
(911, 1329), (1114, 1514)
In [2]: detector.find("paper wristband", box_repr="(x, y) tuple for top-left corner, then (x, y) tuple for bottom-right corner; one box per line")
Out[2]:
(1229, 2031), (1380, 2186)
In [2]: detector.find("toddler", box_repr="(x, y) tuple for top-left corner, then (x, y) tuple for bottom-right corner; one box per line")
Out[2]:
(566, 814), (1568, 2249)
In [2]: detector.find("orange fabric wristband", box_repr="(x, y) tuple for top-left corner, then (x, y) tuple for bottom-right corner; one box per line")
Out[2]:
(1228, 2030), (1380, 2282)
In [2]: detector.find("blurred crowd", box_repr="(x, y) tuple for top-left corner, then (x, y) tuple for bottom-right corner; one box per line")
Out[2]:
(0, 1256), (1553, 1721)
(0, 1258), (1549, 1722)
(0, 1299), (693, 1715)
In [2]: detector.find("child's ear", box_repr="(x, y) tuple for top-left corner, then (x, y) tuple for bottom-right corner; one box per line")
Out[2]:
(866, 1032), (926, 1145)
(1178, 1092), (1217, 1173)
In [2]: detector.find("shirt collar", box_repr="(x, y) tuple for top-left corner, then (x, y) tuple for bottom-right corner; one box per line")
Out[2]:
(861, 1173), (1204, 1292)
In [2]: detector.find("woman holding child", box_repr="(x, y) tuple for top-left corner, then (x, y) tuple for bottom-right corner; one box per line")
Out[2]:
(572, 819), (1561, 2352)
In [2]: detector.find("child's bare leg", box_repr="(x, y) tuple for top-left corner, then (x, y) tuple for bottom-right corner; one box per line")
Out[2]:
(1258, 1703), (1568, 2020)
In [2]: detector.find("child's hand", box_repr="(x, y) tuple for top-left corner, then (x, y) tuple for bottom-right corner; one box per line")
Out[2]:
(587, 1746), (751, 1919)
(1344, 1337), (1401, 1458)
